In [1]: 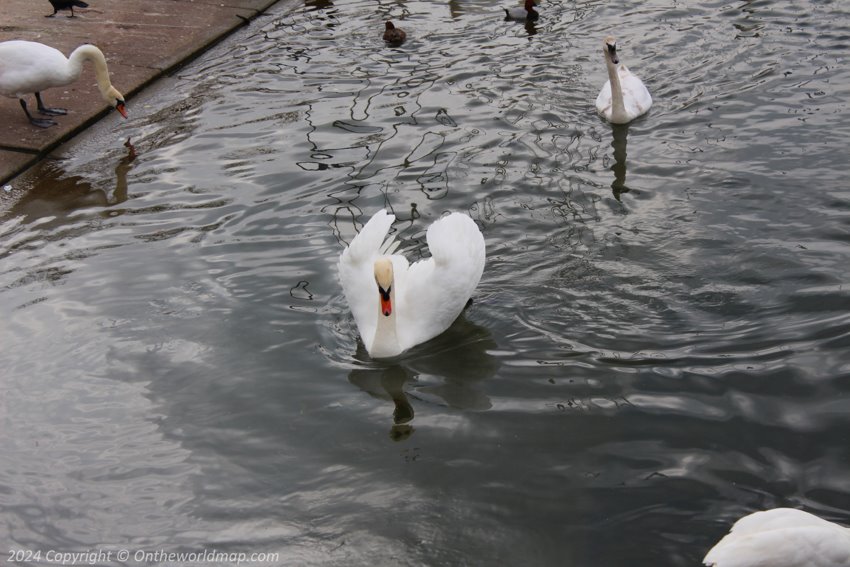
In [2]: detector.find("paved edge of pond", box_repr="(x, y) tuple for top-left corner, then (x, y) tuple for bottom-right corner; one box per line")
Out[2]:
(0, 0), (292, 189)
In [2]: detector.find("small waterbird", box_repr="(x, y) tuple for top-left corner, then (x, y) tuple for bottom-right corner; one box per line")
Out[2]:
(383, 21), (406, 46)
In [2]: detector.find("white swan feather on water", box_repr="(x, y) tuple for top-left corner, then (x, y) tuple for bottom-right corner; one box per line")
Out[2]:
(338, 210), (486, 359)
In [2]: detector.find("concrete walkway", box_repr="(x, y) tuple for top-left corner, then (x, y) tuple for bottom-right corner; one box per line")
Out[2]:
(0, 0), (282, 186)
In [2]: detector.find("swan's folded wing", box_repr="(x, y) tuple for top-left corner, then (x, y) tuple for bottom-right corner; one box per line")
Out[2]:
(338, 210), (396, 346)
(401, 213), (485, 348)
(619, 68), (652, 117)
(595, 80), (613, 115)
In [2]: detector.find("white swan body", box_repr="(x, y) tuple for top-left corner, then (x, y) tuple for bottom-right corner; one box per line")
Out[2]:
(595, 36), (651, 124)
(704, 508), (850, 567)
(338, 210), (486, 359)
(0, 40), (127, 127)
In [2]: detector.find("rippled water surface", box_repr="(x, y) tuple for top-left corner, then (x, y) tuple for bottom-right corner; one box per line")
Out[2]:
(2, 0), (850, 564)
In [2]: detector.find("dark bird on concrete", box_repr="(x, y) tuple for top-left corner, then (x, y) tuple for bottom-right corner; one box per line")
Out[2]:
(383, 21), (406, 47)
(46, 0), (89, 18)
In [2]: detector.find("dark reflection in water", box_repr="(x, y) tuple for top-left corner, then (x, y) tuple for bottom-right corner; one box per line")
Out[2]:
(349, 315), (498, 440)
(350, 364), (416, 440)
(8, 138), (136, 224)
(610, 124), (629, 200)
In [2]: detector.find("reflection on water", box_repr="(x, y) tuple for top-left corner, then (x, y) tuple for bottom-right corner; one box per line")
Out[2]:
(609, 124), (629, 200)
(1, 0), (850, 565)
(349, 315), (498, 440)
(350, 364), (416, 440)
(7, 138), (137, 224)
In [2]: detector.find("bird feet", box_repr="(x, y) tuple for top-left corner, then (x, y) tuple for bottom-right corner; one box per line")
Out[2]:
(29, 117), (58, 129)
(34, 92), (66, 117)
(37, 107), (68, 116)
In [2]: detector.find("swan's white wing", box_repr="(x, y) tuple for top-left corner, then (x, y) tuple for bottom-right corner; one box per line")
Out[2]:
(338, 210), (396, 350)
(397, 213), (485, 350)
(595, 79), (613, 117)
(617, 65), (652, 119)
(704, 509), (850, 567)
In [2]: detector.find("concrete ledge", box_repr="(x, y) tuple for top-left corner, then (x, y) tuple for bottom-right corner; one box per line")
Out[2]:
(0, 0), (281, 185)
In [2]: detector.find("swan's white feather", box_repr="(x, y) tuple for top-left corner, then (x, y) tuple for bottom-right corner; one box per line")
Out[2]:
(596, 63), (652, 124)
(703, 509), (850, 567)
(338, 210), (485, 358)
(400, 213), (485, 350)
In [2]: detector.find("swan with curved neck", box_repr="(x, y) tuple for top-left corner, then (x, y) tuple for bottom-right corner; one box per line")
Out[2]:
(704, 508), (850, 566)
(595, 35), (651, 124)
(338, 210), (486, 359)
(0, 40), (127, 128)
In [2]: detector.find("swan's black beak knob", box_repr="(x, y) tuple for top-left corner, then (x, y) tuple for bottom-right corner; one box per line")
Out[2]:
(607, 43), (619, 65)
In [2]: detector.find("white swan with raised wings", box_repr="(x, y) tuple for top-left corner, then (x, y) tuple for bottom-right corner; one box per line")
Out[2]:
(338, 210), (486, 358)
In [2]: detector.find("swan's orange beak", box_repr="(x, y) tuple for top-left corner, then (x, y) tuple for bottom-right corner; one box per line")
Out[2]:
(116, 101), (128, 119)
(379, 286), (392, 317)
(380, 295), (392, 317)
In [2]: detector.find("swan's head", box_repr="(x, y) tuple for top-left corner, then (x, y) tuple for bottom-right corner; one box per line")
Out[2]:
(105, 86), (128, 119)
(603, 36), (619, 65)
(373, 257), (394, 317)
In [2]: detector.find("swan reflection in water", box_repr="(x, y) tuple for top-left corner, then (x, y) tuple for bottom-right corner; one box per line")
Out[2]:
(7, 137), (137, 224)
(348, 314), (499, 441)
(610, 124), (630, 201)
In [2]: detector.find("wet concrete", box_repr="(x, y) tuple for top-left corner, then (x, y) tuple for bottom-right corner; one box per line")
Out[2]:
(0, 0), (282, 185)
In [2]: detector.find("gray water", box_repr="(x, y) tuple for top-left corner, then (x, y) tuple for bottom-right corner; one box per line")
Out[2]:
(2, 0), (850, 565)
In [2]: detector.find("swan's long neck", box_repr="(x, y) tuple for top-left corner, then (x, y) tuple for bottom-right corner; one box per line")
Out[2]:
(68, 45), (117, 103)
(606, 56), (627, 123)
(370, 283), (400, 358)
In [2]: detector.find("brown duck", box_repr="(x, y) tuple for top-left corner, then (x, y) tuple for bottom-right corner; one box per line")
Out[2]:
(383, 22), (406, 46)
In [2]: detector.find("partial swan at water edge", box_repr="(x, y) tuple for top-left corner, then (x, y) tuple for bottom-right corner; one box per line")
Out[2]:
(703, 508), (850, 567)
